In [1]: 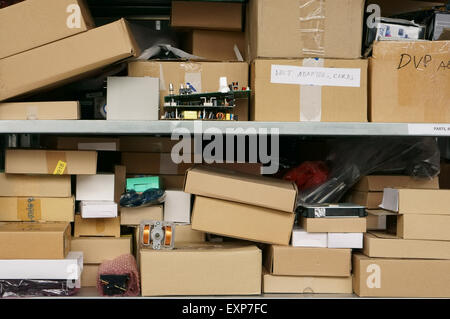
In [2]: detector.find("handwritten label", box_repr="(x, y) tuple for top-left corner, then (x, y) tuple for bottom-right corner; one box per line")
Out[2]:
(53, 160), (67, 175)
(408, 124), (450, 136)
(271, 65), (361, 87)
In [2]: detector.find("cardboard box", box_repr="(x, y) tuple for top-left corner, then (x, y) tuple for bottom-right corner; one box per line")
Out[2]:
(128, 61), (249, 120)
(74, 215), (120, 238)
(114, 165), (126, 204)
(347, 191), (383, 209)
(5, 149), (97, 175)
(0, 196), (74, 222)
(0, 19), (140, 101)
(0, 0), (94, 59)
(246, 0), (364, 60)
(184, 167), (297, 212)
(397, 214), (450, 241)
(0, 222), (71, 259)
(140, 243), (261, 296)
(106, 77), (159, 121)
(81, 201), (118, 219)
(0, 101), (80, 120)
(364, 231), (450, 260)
(291, 227), (327, 248)
(192, 196), (295, 245)
(202, 162), (263, 176)
(76, 174), (115, 201)
(81, 264), (99, 287)
(171, 1), (243, 31)
(328, 233), (363, 249)
(122, 153), (194, 175)
(160, 175), (185, 190)
(175, 224), (205, 244)
(0, 252), (83, 280)
(366, 209), (390, 230)
(0, 173), (71, 197)
(120, 205), (163, 226)
(119, 136), (183, 153)
(250, 59), (368, 122)
(381, 188), (450, 215)
(70, 237), (132, 264)
(265, 245), (351, 277)
(353, 175), (439, 192)
(440, 162), (450, 189)
(353, 253), (450, 297)
(164, 191), (191, 223)
(299, 217), (367, 233)
(370, 41), (450, 123)
(55, 137), (120, 151)
(185, 30), (245, 61)
(262, 269), (352, 294)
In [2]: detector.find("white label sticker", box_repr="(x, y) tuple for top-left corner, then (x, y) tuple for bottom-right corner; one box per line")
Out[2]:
(271, 64), (361, 87)
(408, 124), (450, 136)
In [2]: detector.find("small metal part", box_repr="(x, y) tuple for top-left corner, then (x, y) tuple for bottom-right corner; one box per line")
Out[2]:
(169, 83), (174, 96)
(140, 220), (176, 250)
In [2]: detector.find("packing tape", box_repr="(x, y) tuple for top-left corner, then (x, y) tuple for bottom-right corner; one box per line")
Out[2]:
(300, 58), (324, 121)
(96, 219), (106, 234)
(159, 63), (167, 91)
(26, 106), (38, 120)
(185, 72), (202, 94)
(46, 151), (68, 175)
(17, 198), (42, 222)
(160, 153), (178, 175)
(299, 0), (326, 56)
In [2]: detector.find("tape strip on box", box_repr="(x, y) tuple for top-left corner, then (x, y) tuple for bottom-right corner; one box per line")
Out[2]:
(299, 0), (326, 56)
(300, 58), (324, 121)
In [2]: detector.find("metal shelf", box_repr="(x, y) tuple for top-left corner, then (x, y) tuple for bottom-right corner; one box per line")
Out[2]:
(0, 120), (449, 136)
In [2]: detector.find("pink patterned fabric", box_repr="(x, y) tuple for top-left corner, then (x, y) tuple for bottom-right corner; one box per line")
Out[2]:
(97, 254), (140, 297)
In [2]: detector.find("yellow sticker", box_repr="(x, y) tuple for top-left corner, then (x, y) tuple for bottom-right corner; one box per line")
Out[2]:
(53, 160), (67, 175)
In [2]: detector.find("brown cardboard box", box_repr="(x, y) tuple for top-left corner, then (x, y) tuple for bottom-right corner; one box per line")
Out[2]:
(0, 196), (74, 222)
(397, 214), (450, 241)
(366, 209), (396, 230)
(119, 136), (182, 153)
(363, 231), (450, 259)
(246, 0), (365, 60)
(74, 215), (121, 238)
(265, 246), (351, 277)
(175, 224), (205, 244)
(250, 59), (368, 122)
(184, 167), (297, 212)
(0, 173), (71, 197)
(120, 205), (163, 226)
(0, 19), (140, 101)
(122, 153), (194, 175)
(0, 101), (80, 120)
(140, 243), (261, 296)
(382, 189), (450, 215)
(71, 237), (132, 264)
(81, 264), (99, 287)
(0, 222), (70, 259)
(440, 163), (450, 189)
(192, 196), (294, 245)
(201, 162), (263, 176)
(353, 175), (439, 192)
(353, 253), (450, 297)
(347, 191), (383, 209)
(262, 269), (352, 294)
(185, 30), (245, 61)
(54, 137), (120, 151)
(370, 41), (450, 123)
(5, 149), (97, 175)
(0, 0), (94, 59)
(171, 1), (243, 31)
(299, 217), (367, 233)
(114, 165), (126, 204)
(128, 61), (249, 120)
(160, 175), (186, 190)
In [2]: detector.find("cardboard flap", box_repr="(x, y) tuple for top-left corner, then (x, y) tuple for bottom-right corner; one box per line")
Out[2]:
(368, 231), (400, 240)
(380, 188), (399, 212)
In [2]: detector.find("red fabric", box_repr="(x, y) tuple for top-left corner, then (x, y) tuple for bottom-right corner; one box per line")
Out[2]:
(283, 161), (329, 191)
(97, 254), (140, 297)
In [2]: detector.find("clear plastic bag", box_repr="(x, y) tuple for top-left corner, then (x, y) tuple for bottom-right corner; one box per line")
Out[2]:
(119, 189), (166, 208)
(0, 279), (79, 298)
(298, 137), (440, 204)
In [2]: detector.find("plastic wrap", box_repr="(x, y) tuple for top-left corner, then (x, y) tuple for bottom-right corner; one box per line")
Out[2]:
(0, 279), (79, 298)
(297, 137), (440, 205)
(120, 189), (165, 208)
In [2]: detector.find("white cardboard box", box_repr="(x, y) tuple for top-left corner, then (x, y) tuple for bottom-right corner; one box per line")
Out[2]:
(81, 201), (118, 218)
(291, 227), (327, 248)
(164, 191), (191, 223)
(76, 174), (115, 201)
(106, 77), (159, 121)
(328, 233), (363, 249)
(0, 252), (83, 280)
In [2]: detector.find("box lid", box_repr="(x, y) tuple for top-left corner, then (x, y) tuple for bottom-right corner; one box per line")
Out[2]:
(353, 175), (439, 192)
(184, 166), (297, 212)
(0, 222), (70, 233)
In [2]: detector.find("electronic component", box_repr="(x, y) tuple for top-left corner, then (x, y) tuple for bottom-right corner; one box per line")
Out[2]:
(140, 220), (175, 250)
(298, 203), (367, 218)
(99, 274), (130, 296)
